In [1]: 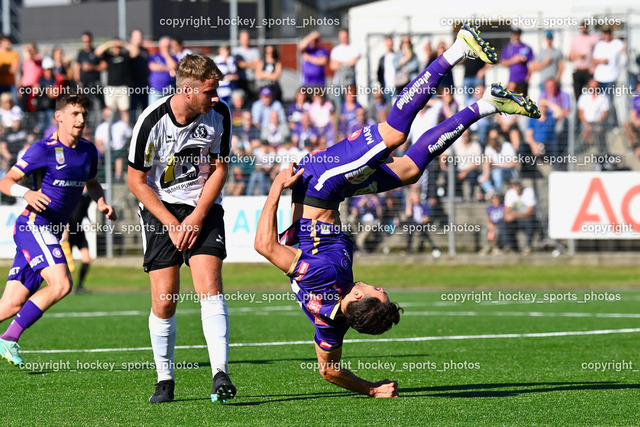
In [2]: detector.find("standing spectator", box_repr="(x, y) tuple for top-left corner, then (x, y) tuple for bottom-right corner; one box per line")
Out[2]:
(287, 88), (310, 130)
(462, 57), (490, 107)
(255, 45), (282, 102)
(75, 31), (106, 108)
(393, 35), (420, 93)
(350, 194), (383, 253)
(577, 79), (609, 153)
(94, 107), (132, 183)
(479, 192), (505, 255)
(33, 57), (58, 135)
(504, 179), (537, 254)
(530, 31), (564, 91)
(404, 191), (441, 257)
(148, 36), (177, 104)
(441, 130), (482, 200)
(95, 38), (139, 125)
(170, 37), (192, 62)
(0, 35), (19, 100)
(213, 44), (238, 105)
(330, 29), (360, 103)
(622, 78), (640, 153)
(568, 21), (599, 102)
(129, 29), (150, 121)
(251, 87), (285, 129)
(377, 35), (396, 101)
(51, 46), (73, 85)
(229, 88), (248, 128)
(338, 86), (361, 140)
(19, 42), (43, 114)
(298, 31), (329, 88)
(0, 113), (27, 174)
(592, 27), (624, 123)
(479, 128), (517, 196)
(232, 30), (260, 101)
(499, 27), (533, 95)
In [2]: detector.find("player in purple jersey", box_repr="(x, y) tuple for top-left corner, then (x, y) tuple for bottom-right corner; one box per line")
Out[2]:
(255, 24), (541, 398)
(0, 94), (117, 366)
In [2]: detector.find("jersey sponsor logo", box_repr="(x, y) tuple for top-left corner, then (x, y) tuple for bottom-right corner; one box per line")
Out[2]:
(345, 165), (375, 184)
(319, 340), (333, 350)
(295, 261), (309, 281)
(9, 267), (19, 276)
(55, 147), (65, 164)
(160, 147), (201, 189)
(314, 316), (328, 326)
(22, 249), (31, 263)
(52, 247), (63, 259)
(29, 254), (45, 268)
(191, 124), (208, 140)
(348, 128), (362, 141)
(52, 179), (86, 187)
(306, 293), (322, 315)
(17, 159), (28, 169)
(362, 126), (375, 145)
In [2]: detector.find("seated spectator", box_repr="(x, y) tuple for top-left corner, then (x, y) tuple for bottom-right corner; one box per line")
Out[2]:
(438, 87), (459, 122)
(347, 107), (375, 135)
(441, 130), (482, 200)
(291, 112), (318, 149)
(479, 192), (505, 255)
(404, 190), (441, 257)
(234, 110), (261, 147)
(0, 93), (23, 129)
(308, 90), (334, 146)
(226, 136), (252, 196)
(349, 194), (382, 253)
(255, 45), (282, 102)
(622, 77), (640, 157)
(260, 109), (289, 146)
(504, 179), (536, 254)
(338, 86), (361, 140)
(230, 89), (248, 128)
(275, 139), (304, 175)
(0, 113), (27, 174)
(251, 86), (285, 129)
(287, 88), (310, 130)
(246, 140), (275, 196)
(479, 128), (517, 196)
(367, 87), (389, 122)
(525, 103), (553, 162)
(577, 78), (609, 153)
(496, 111), (522, 152)
(298, 31), (329, 87)
(213, 44), (239, 105)
(468, 84), (491, 147)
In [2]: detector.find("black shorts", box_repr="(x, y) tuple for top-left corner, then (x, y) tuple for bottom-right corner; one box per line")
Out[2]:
(68, 226), (89, 250)
(139, 202), (227, 272)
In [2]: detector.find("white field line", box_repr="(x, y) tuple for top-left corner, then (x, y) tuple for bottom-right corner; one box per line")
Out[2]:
(21, 328), (640, 354)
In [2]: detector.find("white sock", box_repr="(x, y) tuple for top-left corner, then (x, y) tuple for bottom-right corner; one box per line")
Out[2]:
(476, 98), (498, 117)
(149, 312), (177, 382)
(442, 38), (466, 67)
(200, 294), (228, 376)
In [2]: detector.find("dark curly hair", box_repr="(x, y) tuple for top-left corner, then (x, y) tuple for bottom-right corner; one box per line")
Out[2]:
(343, 297), (403, 335)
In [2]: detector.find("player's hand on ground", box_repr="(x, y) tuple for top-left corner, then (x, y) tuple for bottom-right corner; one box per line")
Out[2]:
(98, 201), (117, 221)
(24, 190), (51, 212)
(370, 379), (399, 398)
(274, 163), (304, 190)
(177, 212), (204, 251)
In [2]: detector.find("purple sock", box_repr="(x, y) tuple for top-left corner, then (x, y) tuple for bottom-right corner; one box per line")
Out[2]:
(387, 55), (452, 134)
(1, 300), (43, 342)
(406, 103), (481, 171)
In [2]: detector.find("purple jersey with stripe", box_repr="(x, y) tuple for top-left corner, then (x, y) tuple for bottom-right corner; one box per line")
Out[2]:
(13, 134), (98, 227)
(292, 124), (391, 208)
(280, 219), (353, 351)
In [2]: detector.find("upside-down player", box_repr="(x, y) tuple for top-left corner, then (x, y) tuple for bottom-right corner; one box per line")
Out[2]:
(255, 24), (540, 397)
(0, 94), (117, 366)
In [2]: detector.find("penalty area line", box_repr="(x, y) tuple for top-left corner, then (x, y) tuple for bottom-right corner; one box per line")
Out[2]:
(21, 327), (640, 354)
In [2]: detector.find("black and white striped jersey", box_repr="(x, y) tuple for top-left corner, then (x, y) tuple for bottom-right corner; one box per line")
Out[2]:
(128, 96), (231, 206)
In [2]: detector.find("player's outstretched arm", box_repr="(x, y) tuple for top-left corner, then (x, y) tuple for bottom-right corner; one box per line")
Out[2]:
(254, 163), (304, 272)
(0, 168), (50, 212)
(315, 344), (398, 398)
(86, 177), (117, 221)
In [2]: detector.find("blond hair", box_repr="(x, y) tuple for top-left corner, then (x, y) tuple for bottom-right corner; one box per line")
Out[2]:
(176, 54), (224, 87)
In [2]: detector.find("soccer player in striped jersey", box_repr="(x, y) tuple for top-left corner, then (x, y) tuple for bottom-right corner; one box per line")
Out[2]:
(0, 94), (117, 366)
(255, 24), (541, 398)
(128, 54), (235, 404)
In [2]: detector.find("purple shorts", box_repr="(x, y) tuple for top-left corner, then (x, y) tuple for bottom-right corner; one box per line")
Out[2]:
(8, 215), (67, 294)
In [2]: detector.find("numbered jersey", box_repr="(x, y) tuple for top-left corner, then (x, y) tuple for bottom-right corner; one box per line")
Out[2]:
(128, 96), (231, 206)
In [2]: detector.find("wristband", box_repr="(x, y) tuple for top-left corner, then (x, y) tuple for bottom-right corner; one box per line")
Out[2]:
(10, 184), (30, 198)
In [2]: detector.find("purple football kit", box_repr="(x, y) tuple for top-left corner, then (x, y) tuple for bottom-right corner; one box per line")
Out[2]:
(7, 133), (98, 293)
